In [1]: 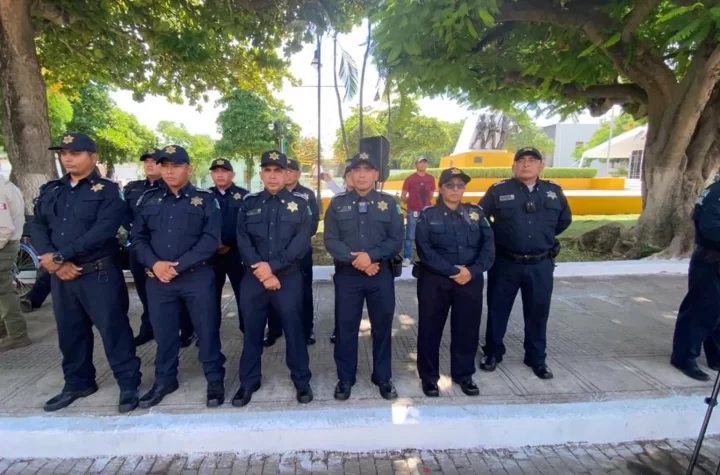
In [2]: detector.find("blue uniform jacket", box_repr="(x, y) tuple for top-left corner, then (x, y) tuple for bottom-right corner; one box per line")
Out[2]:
(693, 181), (720, 249)
(290, 183), (320, 236)
(131, 182), (220, 273)
(32, 170), (127, 265)
(123, 178), (165, 235)
(210, 183), (249, 248)
(415, 201), (495, 279)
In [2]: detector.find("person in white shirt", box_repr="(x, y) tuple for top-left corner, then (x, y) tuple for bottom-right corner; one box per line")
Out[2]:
(0, 175), (30, 352)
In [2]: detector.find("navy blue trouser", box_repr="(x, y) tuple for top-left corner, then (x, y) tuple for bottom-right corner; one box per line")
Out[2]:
(26, 267), (51, 308)
(672, 249), (720, 367)
(239, 270), (311, 388)
(267, 250), (314, 339)
(146, 266), (225, 385)
(484, 256), (554, 365)
(130, 252), (194, 338)
(334, 266), (394, 383)
(51, 265), (141, 392)
(417, 270), (483, 384)
(214, 247), (245, 332)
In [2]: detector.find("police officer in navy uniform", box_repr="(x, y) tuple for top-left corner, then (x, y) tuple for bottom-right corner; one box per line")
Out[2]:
(671, 181), (720, 381)
(415, 168), (495, 397)
(209, 158), (249, 331)
(233, 150), (313, 407)
(324, 152), (404, 400)
(479, 147), (571, 380)
(32, 133), (141, 413)
(124, 148), (195, 348)
(265, 158), (319, 347)
(132, 145), (226, 408)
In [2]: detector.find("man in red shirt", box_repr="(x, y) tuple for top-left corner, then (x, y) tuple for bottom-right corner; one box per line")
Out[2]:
(401, 156), (436, 266)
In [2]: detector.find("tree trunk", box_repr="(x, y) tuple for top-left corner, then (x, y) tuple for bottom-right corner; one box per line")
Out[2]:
(0, 0), (57, 214)
(333, 33), (350, 163)
(358, 20), (371, 140)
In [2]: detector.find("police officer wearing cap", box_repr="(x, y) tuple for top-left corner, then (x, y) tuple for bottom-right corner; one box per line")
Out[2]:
(132, 145), (226, 408)
(671, 181), (720, 381)
(124, 149), (195, 348)
(324, 152), (404, 400)
(33, 133), (142, 413)
(479, 147), (571, 380)
(265, 158), (319, 346)
(415, 168), (494, 397)
(234, 150), (313, 407)
(209, 158), (249, 331)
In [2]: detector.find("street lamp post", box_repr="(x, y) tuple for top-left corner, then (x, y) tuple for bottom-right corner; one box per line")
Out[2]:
(311, 35), (322, 214)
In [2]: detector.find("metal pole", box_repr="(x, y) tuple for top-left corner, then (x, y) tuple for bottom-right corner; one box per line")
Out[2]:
(686, 370), (720, 474)
(606, 105), (616, 174)
(316, 35), (323, 214)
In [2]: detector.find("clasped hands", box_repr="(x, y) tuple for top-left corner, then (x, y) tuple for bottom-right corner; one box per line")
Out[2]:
(351, 252), (380, 276)
(252, 262), (281, 290)
(39, 253), (82, 281)
(450, 265), (472, 285)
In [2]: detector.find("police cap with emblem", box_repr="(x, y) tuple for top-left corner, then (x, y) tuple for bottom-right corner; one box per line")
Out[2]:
(287, 158), (301, 171)
(260, 150), (288, 169)
(439, 167), (471, 187)
(156, 145), (190, 165)
(140, 148), (162, 161)
(209, 158), (233, 172)
(350, 152), (378, 170)
(514, 147), (543, 161)
(49, 133), (97, 153)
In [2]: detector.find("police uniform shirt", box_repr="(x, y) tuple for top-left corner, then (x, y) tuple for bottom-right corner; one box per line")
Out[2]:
(693, 181), (720, 249)
(210, 183), (248, 248)
(415, 201), (495, 278)
(131, 182), (220, 273)
(324, 189), (405, 263)
(123, 178), (164, 232)
(289, 183), (320, 236)
(236, 188), (312, 273)
(479, 178), (571, 255)
(32, 170), (127, 265)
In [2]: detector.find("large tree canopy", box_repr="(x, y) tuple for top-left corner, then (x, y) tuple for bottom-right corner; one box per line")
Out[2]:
(373, 0), (720, 256)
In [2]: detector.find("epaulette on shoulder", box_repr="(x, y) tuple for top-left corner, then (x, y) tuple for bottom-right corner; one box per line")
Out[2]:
(243, 192), (260, 201)
(193, 186), (212, 194)
(464, 202), (482, 210)
(331, 191), (347, 200)
(545, 179), (562, 187)
(292, 191), (309, 201)
(136, 187), (161, 207)
(491, 180), (507, 187)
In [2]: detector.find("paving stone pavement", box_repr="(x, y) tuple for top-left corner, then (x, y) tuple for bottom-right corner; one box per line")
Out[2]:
(0, 275), (714, 416)
(1, 438), (720, 475)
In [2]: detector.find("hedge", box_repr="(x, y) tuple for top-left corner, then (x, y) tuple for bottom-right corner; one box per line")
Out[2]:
(386, 167), (598, 181)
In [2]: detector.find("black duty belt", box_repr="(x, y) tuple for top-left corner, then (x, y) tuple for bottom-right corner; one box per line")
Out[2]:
(146, 260), (209, 279)
(78, 256), (116, 275)
(497, 249), (551, 264)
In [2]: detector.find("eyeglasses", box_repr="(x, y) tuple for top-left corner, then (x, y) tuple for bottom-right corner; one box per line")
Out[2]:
(443, 183), (466, 190)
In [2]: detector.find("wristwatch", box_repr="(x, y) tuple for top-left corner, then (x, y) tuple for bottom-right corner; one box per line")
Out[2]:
(52, 252), (65, 265)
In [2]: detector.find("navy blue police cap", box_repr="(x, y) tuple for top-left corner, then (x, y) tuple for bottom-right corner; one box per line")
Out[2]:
(140, 148), (162, 161)
(287, 158), (301, 171)
(210, 158), (233, 171)
(350, 152), (378, 170)
(514, 147), (543, 161)
(49, 133), (97, 153)
(260, 150), (288, 169)
(439, 167), (471, 187)
(156, 145), (191, 165)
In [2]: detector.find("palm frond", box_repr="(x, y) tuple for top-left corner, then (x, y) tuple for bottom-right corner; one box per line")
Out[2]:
(338, 46), (359, 102)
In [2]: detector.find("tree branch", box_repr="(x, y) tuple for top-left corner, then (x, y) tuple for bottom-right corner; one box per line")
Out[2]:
(505, 72), (648, 103)
(621, 0), (662, 42)
(31, 0), (79, 26)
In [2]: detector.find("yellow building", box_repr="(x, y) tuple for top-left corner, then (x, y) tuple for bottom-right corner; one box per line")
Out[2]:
(439, 150), (514, 168)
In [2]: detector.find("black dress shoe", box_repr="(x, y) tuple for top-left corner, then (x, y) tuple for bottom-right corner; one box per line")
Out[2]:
(330, 331), (336, 344)
(524, 361), (554, 380)
(296, 385), (313, 404)
(672, 360), (711, 381)
(263, 332), (282, 347)
(306, 331), (316, 346)
(19, 298), (33, 313)
(334, 381), (353, 401)
(422, 381), (439, 397)
(118, 389), (139, 413)
(134, 333), (154, 347)
(139, 381), (179, 409)
(708, 362), (720, 371)
(455, 379), (480, 396)
(479, 355), (499, 372)
(232, 382), (261, 407)
(44, 385), (98, 412)
(179, 333), (196, 348)
(206, 380), (225, 407)
(371, 375), (398, 400)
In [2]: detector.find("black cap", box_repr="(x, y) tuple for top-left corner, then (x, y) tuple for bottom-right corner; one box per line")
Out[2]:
(140, 148), (162, 161)
(287, 158), (300, 171)
(210, 158), (233, 171)
(157, 145), (190, 165)
(343, 164), (352, 177)
(514, 147), (543, 161)
(439, 167), (471, 187)
(260, 150), (288, 169)
(350, 152), (377, 170)
(49, 133), (97, 153)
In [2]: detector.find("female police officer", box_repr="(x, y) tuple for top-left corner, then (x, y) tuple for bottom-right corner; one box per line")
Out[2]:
(414, 168), (495, 397)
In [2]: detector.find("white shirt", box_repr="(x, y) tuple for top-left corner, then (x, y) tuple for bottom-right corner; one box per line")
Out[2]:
(327, 180), (344, 195)
(0, 175), (25, 249)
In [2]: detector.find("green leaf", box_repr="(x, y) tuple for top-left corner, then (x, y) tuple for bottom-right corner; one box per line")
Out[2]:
(466, 19), (479, 39)
(387, 46), (402, 63)
(578, 43), (599, 58)
(478, 8), (495, 27)
(603, 33), (621, 49)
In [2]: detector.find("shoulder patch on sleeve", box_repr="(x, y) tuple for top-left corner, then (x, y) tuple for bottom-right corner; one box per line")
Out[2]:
(292, 191), (309, 201)
(491, 180), (506, 187)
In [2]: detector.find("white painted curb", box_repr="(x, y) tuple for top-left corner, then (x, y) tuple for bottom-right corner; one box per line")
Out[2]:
(0, 395), (712, 457)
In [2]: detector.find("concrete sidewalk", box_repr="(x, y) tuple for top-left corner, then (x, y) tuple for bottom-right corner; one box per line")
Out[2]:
(0, 274), (714, 456)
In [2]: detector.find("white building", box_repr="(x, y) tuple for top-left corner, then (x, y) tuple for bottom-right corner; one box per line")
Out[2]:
(581, 125), (647, 179)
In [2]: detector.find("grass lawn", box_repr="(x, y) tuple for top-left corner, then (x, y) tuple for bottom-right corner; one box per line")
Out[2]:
(311, 214), (641, 265)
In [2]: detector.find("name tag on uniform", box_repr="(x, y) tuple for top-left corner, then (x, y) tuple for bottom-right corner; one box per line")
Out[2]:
(246, 208), (262, 216)
(412, 211), (419, 218)
(336, 205), (353, 213)
(499, 194), (515, 202)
